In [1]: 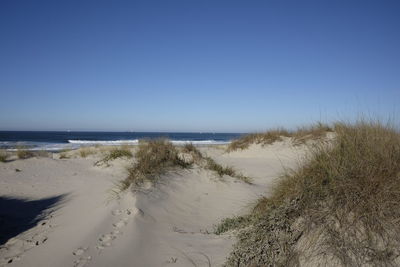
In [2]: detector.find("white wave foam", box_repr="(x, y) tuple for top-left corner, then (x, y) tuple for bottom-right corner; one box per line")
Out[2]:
(2, 139), (230, 152)
(6, 143), (79, 152)
(68, 139), (139, 145)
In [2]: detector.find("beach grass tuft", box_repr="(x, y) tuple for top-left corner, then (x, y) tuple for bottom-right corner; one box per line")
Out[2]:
(223, 120), (400, 266)
(119, 141), (253, 191)
(0, 150), (7, 162)
(214, 215), (252, 235)
(79, 147), (96, 158)
(183, 144), (253, 184)
(95, 146), (133, 166)
(120, 139), (191, 190)
(16, 147), (34, 159)
(59, 149), (71, 159)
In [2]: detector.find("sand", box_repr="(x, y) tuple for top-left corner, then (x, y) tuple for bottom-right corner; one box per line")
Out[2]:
(0, 141), (304, 267)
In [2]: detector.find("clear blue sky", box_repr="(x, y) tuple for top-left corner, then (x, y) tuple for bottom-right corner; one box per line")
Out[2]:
(0, 0), (399, 132)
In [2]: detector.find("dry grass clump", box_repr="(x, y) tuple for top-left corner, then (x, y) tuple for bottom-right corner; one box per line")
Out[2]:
(79, 147), (96, 158)
(204, 156), (236, 177)
(228, 128), (291, 151)
(203, 156), (252, 183)
(119, 141), (253, 191)
(95, 146), (133, 166)
(224, 120), (400, 266)
(16, 147), (34, 159)
(59, 149), (71, 159)
(292, 122), (333, 145)
(0, 150), (7, 162)
(34, 150), (50, 158)
(119, 139), (191, 191)
(214, 215), (252, 235)
(227, 123), (332, 151)
(183, 144), (252, 184)
(182, 143), (203, 159)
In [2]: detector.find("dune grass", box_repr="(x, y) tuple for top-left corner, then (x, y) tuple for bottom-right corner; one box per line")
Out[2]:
(203, 156), (252, 183)
(118, 141), (252, 191)
(227, 122), (332, 151)
(222, 120), (400, 266)
(0, 150), (7, 162)
(79, 147), (96, 158)
(59, 149), (71, 159)
(182, 143), (252, 184)
(95, 146), (133, 166)
(16, 147), (34, 159)
(214, 215), (252, 235)
(119, 139), (191, 191)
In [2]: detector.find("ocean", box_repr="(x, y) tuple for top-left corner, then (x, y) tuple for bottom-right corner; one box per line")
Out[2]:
(0, 131), (243, 151)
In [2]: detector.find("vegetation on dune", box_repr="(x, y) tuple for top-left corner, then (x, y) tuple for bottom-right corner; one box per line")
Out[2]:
(119, 140), (252, 191)
(227, 122), (333, 151)
(16, 147), (34, 159)
(214, 215), (253, 235)
(0, 150), (7, 162)
(119, 139), (191, 191)
(95, 146), (133, 166)
(59, 149), (71, 159)
(221, 120), (400, 266)
(203, 156), (252, 184)
(79, 147), (96, 158)
(228, 128), (291, 151)
(183, 143), (252, 183)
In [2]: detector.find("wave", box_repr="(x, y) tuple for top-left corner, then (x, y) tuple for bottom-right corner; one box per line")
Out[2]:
(4, 143), (79, 152)
(68, 139), (229, 145)
(68, 139), (139, 145)
(1, 139), (230, 152)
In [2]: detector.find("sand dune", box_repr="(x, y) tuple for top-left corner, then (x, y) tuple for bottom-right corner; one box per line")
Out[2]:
(0, 142), (303, 267)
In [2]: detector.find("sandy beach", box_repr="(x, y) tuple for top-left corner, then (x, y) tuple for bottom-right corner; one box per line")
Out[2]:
(0, 140), (303, 267)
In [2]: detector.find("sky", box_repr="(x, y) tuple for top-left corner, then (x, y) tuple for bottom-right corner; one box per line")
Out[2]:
(0, 0), (399, 132)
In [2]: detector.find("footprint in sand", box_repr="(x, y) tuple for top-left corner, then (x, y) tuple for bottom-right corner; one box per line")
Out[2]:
(111, 209), (122, 216)
(96, 231), (117, 250)
(73, 256), (92, 267)
(112, 218), (128, 229)
(71, 208), (135, 266)
(95, 209), (135, 251)
(72, 247), (91, 267)
(0, 233), (48, 266)
(73, 247), (88, 256)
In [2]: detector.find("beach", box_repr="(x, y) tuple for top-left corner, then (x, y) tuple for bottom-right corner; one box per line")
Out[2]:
(0, 140), (303, 267)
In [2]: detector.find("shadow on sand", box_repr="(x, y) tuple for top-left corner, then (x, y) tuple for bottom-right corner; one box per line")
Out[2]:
(0, 194), (68, 245)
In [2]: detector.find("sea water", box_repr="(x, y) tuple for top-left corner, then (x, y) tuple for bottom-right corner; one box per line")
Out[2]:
(0, 131), (243, 151)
